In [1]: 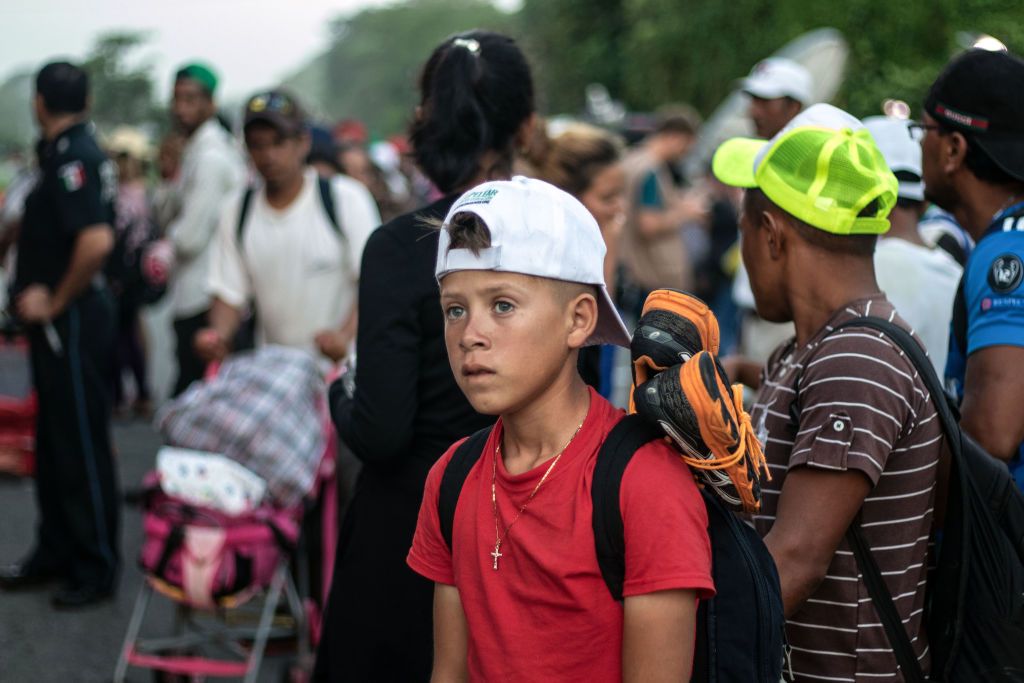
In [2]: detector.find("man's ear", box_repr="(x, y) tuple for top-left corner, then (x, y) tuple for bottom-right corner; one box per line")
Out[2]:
(566, 291), (599, 350)
(946, 131), (969, 175)
(761, 207), (786, 260)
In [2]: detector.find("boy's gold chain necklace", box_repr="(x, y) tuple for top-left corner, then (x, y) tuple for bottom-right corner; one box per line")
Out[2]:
(489, 420), (585, 571)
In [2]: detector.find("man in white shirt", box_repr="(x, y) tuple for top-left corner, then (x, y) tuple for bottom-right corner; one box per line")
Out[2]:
(865, 116), (962, 375)
(167, 63), (246, 395)
(196, 90), (380, 365)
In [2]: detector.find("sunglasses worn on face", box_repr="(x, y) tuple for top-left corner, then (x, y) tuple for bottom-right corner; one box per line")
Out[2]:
(907, 121), (943, 142)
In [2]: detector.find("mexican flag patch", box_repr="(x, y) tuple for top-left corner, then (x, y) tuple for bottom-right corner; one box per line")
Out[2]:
(59, 160), (86, 192)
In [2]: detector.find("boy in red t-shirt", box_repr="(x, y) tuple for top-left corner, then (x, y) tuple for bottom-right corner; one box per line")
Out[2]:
(407, 176), (714, 682)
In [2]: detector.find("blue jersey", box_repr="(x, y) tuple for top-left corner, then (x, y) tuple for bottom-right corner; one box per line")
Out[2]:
(945, 202), (1024, 488)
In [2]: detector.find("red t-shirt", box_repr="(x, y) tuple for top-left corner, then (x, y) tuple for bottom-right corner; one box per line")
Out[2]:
(407, 388), (714, 682)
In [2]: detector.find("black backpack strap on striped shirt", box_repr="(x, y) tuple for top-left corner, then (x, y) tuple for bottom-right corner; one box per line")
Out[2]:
(438, 427), (493, 550)
(590, 414), (665, 600)
(831, 317), (931, 683)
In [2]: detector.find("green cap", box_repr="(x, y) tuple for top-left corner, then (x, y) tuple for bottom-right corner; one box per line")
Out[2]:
(712, 103), (898, 235)
(176, 63), (218, 96)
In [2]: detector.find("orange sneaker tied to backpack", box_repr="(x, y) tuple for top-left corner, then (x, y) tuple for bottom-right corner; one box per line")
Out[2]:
(629, 289), (769, 513)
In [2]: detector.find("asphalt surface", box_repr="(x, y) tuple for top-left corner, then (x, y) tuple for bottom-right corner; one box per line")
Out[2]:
(0, 304), (296, 682)
(2, 419), (167, 682)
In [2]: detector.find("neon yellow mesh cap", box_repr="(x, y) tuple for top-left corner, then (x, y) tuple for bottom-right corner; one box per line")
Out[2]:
(712, 104), (898, 235)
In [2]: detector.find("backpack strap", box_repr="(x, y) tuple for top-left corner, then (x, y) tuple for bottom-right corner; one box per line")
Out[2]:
(438, 427), (493, 550)
(317, 175), (341, 237)
(235, 186), (256, 246)
(236, 178), (341, 245)
(830, 317), (962, 467)
(591, 414), (666, 601)
(830, 316), (947, 683)
(846, 520), (927, 683)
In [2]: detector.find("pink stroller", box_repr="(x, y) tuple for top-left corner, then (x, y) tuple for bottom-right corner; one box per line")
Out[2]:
(114, 353), (340, 683)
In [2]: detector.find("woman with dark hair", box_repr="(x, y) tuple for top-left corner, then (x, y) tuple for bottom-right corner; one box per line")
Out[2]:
(314, 30), (535, 682)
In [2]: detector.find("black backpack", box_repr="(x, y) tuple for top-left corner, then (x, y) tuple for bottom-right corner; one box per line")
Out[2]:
(438, 414), (787, 682)
(831, 317), (1024, 682)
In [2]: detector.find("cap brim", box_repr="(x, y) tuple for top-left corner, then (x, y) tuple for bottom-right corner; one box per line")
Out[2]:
(897, 180), (925, 202)
(741, 79), (786, 100)
(712, 137), (766, 188)
(587, 286), (631, 348)
(973, 134), (1024, 183)
(244, 112), (302, 135)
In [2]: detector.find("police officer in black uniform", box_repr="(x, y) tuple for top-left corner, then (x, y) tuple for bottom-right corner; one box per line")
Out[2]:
(0, 61), (119, 609)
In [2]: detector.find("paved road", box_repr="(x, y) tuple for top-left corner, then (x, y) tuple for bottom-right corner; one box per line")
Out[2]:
(0, 304), (296, 682)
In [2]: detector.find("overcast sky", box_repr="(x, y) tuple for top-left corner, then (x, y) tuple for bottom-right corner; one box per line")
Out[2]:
(2, 0), (519, 101)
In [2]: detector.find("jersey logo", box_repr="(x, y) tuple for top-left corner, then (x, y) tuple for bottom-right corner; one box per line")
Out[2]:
(989, 254), (1023, 293)
(59, 160), (86, 192)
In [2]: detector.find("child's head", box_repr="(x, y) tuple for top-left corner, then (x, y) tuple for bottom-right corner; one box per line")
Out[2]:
(436, 177), (630, 415)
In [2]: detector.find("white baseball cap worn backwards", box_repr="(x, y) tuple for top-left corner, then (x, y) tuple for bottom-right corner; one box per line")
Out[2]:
(436, 176), (632, 348)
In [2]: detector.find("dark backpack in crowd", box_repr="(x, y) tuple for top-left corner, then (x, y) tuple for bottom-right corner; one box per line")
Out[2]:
(106, 210), (165, 307)
(832, 317), (1024, 683)
(437, 414), (787, 682)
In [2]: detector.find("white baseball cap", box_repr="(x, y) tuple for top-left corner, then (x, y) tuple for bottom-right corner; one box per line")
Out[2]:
(862, 116), (924, 201)
(741, 57), (813, 104)
(436, 176), (631, 348)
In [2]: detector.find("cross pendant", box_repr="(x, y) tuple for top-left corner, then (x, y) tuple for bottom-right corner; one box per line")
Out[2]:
(490, 542), (503, 570)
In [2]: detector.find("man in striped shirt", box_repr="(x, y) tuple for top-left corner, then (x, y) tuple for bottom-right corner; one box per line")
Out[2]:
(712, 104), (943, 681)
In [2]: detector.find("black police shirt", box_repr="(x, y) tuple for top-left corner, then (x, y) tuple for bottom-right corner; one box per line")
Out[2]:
(14, 121), (116, 294)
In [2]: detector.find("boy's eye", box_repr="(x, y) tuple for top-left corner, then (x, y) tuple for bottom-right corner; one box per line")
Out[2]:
(445, 305), (466, 321)
(494, 301), (515, 314)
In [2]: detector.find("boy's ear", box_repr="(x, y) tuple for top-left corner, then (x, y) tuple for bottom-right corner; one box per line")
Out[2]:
(566, 290), (599, 350)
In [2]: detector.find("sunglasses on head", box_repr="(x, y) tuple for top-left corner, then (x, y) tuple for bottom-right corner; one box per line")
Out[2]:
(246, 93), (295, 115)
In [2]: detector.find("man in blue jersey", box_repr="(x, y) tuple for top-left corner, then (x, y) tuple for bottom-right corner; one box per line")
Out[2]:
(920, 48), (1024, 488)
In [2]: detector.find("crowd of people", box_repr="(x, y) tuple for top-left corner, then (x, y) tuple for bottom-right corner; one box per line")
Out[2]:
(0, 25), (1022, 683)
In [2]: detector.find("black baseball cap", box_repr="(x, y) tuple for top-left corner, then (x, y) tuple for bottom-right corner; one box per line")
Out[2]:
(925, 49), (1024, 182)
(243, 90), (306, 136)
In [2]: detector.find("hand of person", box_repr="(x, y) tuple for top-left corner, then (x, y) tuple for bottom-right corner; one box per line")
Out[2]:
(194, 327), (229, 362)
(315, 329), (349, 363)
(676, 188), (710, 224)
(15, 285), (54, 323)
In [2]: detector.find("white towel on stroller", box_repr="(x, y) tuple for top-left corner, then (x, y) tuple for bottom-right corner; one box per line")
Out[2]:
(156, 346), (326, 507)
(157, 447), (267, 515)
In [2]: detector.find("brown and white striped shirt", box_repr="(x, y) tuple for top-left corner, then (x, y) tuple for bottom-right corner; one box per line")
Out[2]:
(751, 296), (941, 682)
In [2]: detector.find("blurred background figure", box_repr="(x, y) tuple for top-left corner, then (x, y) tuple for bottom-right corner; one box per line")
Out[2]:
(151, 132), (184, 236)
(528, 121), (625, 395)
(103, 126), (157, 418)
(0, 153), (39, 310)
(307, 125), (343, 178)
(864, 115), (962, 375)
(741, 57), (813, 139)
(165, 62), (245, 396)
(619, 105), (707, 320)
(2, 61), (118, 609)
(195, 90), (380, 366)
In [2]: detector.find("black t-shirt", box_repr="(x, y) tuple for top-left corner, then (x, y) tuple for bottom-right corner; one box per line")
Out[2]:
(14, 122), (116, 293)
(330, 194), (493, 491)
